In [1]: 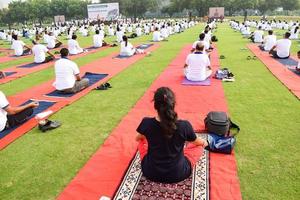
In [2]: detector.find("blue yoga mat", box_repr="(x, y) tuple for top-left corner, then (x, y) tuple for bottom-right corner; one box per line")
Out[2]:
(46, 72), (108, 98)
(17, 62), (40, 69)
(0, 100), (56, 139)
(115, 55), (132, 59)
(85, 46), (100, 51)
(137, 44), (153, 50)
(4, 72), (17, 77)
(275, 58), (298, 66)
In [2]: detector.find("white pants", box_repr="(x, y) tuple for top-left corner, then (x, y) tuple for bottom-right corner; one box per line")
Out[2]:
(184, 68), (212, 81)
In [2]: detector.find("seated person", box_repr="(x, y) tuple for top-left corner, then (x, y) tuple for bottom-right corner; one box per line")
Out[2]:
(260, 30), (277, 51)
(120, 36), (139, 57)
(53, 48), (89, 94)
(136, 87), (208, 183)
(296, 51), (300, 72)
(184, 42), (212, 81)
(93, 30), (108, 48)
(290, 26), (299, 40)
(269, 32), (292, 59)
(251, 26), (264, 43)
(11, 35), (31, 56)
(68, 35), (84, 55)
(47, 32), (62, 49)
(32, 40), (55, 64)
(192, 33), (210, 53)
(0, 91), (38, 132)
(152, 27), (163, 42)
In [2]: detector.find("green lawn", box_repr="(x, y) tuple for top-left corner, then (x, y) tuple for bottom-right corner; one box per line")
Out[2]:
(216, 24), (300, 200)
(0, 25), (203, 200)
(0, 23), (299, 200)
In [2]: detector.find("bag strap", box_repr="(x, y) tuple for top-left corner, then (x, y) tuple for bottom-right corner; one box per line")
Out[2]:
(228, 119), (240, 137)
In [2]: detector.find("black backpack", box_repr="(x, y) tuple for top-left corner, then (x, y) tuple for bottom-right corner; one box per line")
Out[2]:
(204, 112), (240, 136)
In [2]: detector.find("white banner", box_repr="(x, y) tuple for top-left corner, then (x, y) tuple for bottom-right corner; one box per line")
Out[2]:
(209, 7), (225, 18)
(87, 3), (119, 21)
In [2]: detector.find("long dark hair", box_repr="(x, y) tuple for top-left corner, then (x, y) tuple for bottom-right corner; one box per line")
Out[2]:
(294, 26), (299, 34)
(154, 87), (178, 139)
(123, 35), (128, 47)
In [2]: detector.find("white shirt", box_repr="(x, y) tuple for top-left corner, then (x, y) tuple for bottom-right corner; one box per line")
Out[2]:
(93, 34), (103, 47)
(192, 41), (210, 52)
(185, 53), (211, 81)
(116, 31), (124, 43)
(264, 35), (277, 51)
(11, 40), (25, 56)
(32, 44), (48, 63)
(153, 31), (162, 42)
(254, 30), (264, 43)
(54, 58), (80, 90)
(276, 39), (292, 58)
(47, 35), (56, 49)
(0, 91), (9, 132)
(120, 42), (135, 56)
(68, 39), (83, 55)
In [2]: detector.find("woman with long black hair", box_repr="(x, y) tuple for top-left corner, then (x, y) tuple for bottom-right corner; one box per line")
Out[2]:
(136, 87), (208, 183)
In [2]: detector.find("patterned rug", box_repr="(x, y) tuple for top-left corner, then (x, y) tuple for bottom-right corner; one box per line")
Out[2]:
(114, 134), (209, 200)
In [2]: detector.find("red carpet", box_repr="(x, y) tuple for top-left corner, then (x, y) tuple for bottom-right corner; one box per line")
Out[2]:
(0, 44), (159, 150)
(248, 44), (300, 99)
(58, 45), (242, 200)
(0, 46), (109, 85)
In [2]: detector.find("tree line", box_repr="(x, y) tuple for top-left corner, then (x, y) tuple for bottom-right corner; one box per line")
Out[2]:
(0, 0), (299, 27)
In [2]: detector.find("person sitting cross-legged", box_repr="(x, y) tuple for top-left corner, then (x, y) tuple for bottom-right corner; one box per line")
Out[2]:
(68, 34), (84, 55)
(53, 48), (89, 94)
(136, 87), (208, 183)
(11, 34), (31, 56)
(32, 40), (55, 64)
(269, 32), (292, 59)
(260, 30), (277, 51)
(0, 91), (38, 132)
(184, 42), (212, 82)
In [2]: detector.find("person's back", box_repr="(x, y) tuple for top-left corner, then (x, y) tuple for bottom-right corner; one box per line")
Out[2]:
(153, 30), (161, 42)
(32, 44), (48, 63)
(54, 58), (79, 90)
(264, 33), (277, 51)
(93, 32), (103, 48)
(12, 39), (25, 56)
(276, 38), (291, 58)
(120, 41), (134, 56)
(254, 29), (264, 43)
(47, 35), (56, 49)
(185, 53), (210, 81)
(138, 117), (195, 183)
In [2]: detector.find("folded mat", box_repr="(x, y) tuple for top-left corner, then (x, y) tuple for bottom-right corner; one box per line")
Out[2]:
(182, 77), (211, 86)
(58, 44), (241, 200)
(0, 100), (56, 139)
(4, 72), (17, 77)
(248, 44), (300, 99)
(115, 44), (153, 59)
(46, 72), (108, 98)
(114, 134), (209, 200)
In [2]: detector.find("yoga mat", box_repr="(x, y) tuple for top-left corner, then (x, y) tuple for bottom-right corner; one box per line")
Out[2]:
(115, 55), (132, 59)
(17, 62), (40, 69)
(275, 58), (298, 66)
(0, 100), (56, 139)
(45, 73), (108, 98)
(4, 72), (17, 77)
(58, 44), (241, 200)
(85, 46), (100, 51)
(248, 44), (300, 99)
(182, 77), (211, 86)
(137, 44), (154, 50)
(114, 134), (209, 200)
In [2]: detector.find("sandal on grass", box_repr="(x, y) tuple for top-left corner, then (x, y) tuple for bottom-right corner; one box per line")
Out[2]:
(95, 84), (108, 90)
(220, 55), (226, 59)
(39, 119), (61, 132)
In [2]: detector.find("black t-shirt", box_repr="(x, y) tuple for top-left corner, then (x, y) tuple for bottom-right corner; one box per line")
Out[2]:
(137, 117), (197, 183)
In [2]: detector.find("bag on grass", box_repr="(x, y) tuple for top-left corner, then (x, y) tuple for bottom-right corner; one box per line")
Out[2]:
(215, 68), (234, 80)
(211, 35), (218, 42)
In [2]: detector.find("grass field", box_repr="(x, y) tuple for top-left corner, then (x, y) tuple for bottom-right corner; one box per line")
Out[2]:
(0, 24), (299, 200)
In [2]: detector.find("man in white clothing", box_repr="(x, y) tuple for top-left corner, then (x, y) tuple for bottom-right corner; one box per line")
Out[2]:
(0, 91), (38, 132)
(11, 35), (31, 56)
(47, 32), (62, 49)
(184, 42), (212, 81)
(53, 48), (89, 94)
(68, 35), (84, 55)
(269, 32), (292, 59)
(32, 40), (55, 63)
(251, 26), (264, 43)
(260, 30), (277, 51)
